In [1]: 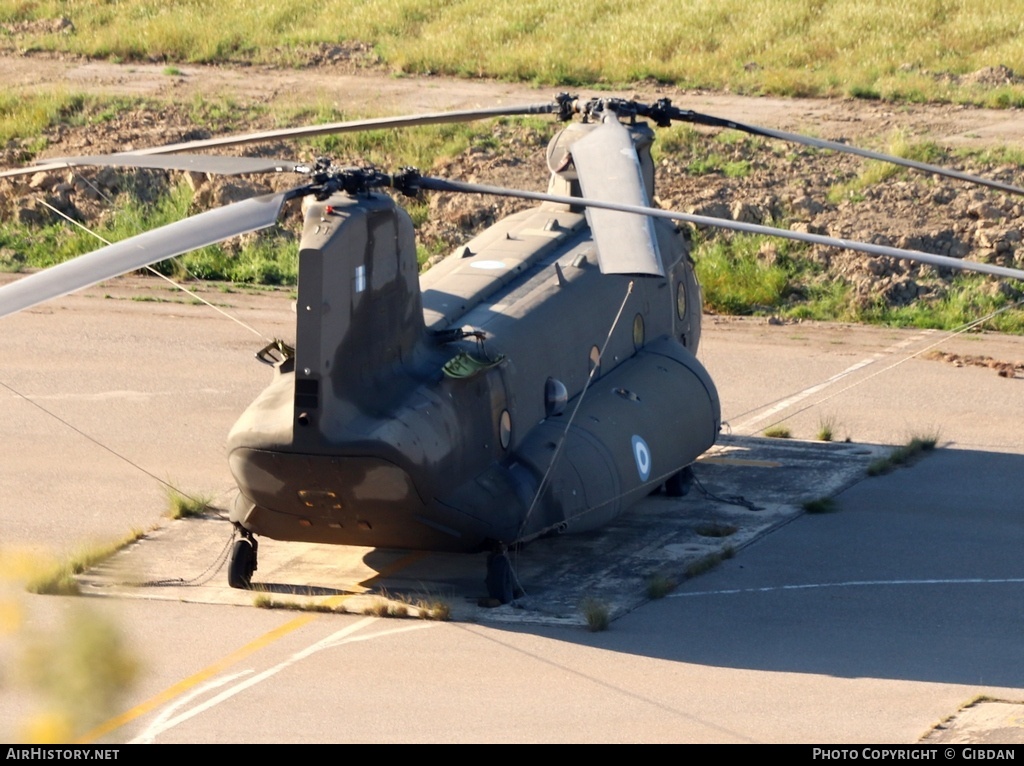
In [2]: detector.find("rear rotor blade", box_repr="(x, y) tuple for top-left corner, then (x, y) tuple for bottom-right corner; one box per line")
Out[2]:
(0, 190), (294, 318)
(129, 102), (560, 155)
(2, 102), (560, 180)
(570, 117), (664, 277)
(674, 108), (1024, 197)
(35, 154), (305, 177)
(415, 175), (1024, 282)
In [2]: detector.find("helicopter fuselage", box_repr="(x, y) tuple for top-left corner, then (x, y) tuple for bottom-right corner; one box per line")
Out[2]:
(227, 185), (721, 553)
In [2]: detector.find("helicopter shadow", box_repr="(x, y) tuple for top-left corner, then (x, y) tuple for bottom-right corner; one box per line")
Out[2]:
(485, 445), (1024, 690)
(80, 437), (1023, 690)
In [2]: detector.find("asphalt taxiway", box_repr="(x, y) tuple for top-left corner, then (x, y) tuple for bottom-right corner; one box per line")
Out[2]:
(2, 276), (1022, 743)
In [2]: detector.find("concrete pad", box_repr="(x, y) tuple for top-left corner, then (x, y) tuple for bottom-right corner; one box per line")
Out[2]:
(77, 435), (887, 625)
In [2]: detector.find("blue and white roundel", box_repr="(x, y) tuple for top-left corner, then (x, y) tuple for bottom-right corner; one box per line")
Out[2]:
(631, 435), (652, 481)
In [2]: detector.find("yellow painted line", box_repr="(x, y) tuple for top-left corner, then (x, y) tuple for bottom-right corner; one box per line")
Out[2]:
(75, 611), (317, 744)
(700, 457), (782, 468)
(76, 550), (430, 743)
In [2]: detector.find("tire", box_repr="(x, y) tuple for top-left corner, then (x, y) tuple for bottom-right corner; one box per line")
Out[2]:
(665, 465), (695, 497)
(485, 552), (514, 604)
(228, 538), (255, 589)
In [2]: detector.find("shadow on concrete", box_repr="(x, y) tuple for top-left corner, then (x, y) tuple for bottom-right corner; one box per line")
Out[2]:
(81, 438), (1024, 690)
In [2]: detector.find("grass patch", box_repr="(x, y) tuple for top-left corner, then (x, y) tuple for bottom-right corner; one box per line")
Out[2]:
(722, 160), (752, 178)
(1, 177), (301, 284)
(694, 233), (792, 315)
(688, 227), (1013, 331)
(363, 598), (408, 618)
(958, 144), (1024, 168)
(253, 591), (449, 619)
(19, 605), (139, 741)
(816, 414), (837, 442)
(652, 124), (706, 160)
(646, 574), (677, 599)
(684, 546), (735, 580)
(414, 597), (452, 621)
(358, 591), (451, 620)
(253, 595), (346, 614)
(802, 496), (838, 514)
(962, 694), (1008, 708)
(3, 548), (140, 740)
(580, 597), (610, 632)
(165, 488), (214, 519)
(26, 529), (148, 596)
(851, 276), (1024, 335)
(763, 426), (792, 439)
(0, 90), (87, 148)
(866, 434), (939, 476)
(828, 132), (946, 203)
(6, 2), (1024, 105)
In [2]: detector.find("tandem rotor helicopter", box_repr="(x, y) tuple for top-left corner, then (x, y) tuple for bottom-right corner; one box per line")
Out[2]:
(3, 93), (1024, 603)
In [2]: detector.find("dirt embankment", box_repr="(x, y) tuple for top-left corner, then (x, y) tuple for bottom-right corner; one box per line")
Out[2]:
(4, 51), (1024, 309)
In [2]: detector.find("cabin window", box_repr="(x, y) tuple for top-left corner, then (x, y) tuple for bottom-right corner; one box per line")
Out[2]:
(499, 410), (512, 450)
(676, 281), (687, 320)
(632, 313), (645, 351)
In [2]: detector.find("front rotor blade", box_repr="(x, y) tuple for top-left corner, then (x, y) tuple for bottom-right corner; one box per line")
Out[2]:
(415, 176), (1024, 282)
(570, 117), (664, 277)
(676, 109), (1024, 197)
(0, 190), (293, 319)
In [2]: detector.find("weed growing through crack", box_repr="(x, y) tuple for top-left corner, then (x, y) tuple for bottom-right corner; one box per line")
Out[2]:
(816, 414), (837, 442)
(357, 592), (452, 620)
(364, 599), (398, 617)
(27, 529), (148, 596)
(252, 590), (450, 619)
(165, 488), (214, 519)
(580, 598), (610, 632)
(803, 496), (838, 514)
(414, 598), (452, 621)
(867, 433), (939, 476)
(252, 595), (345, 614)
(764, 426), (791, 438)
(647, 574), (677, 599)
(684, 546), (735, 580)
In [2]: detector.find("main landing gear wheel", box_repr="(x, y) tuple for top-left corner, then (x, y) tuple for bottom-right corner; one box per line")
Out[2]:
(228, 536), (258, 589)
(665, 465), (695, 497)
(485, 550), (524, 604)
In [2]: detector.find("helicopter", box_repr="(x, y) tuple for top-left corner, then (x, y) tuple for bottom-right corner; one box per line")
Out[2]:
(3, 94), (1024, 603)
